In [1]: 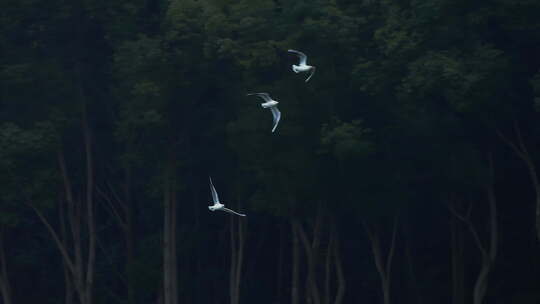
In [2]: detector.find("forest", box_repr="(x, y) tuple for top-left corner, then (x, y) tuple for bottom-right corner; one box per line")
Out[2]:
(1, 0), (540, 303)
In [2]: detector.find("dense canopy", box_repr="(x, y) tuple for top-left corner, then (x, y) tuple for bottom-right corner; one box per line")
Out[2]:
(1, 0), (540, 303)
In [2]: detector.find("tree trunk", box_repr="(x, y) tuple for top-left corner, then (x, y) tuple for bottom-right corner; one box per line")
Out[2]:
(229, 212), (245, 304)
(230, 216), (237, 304)
(162, 153), (179, 304)
(125, 209), (135, 304)
(83, 104), (96, 304)
(291, 219), (300, 304)
(448, 153), (498, 304)
(404, 217), (422, 304)
(163, 166), (171, 304)
(363, 216), (398, 304)
(0, 227), (13, 304)
(170, 180), (178, 304)
(58, 149), (86, 304)
(324, 235), (333, 304)
(311, 211), (322, 304)
(97, 167), (137, 304)
(450, 216), (465, 304)
(235, 218), (244, 304)
(163, 157), (178, 304)
(58, 149), (85, 303)
(297, 213), (322, 304)
(34, 135), (96, 304)
(0, 279), (11, 304)
(124, 166), (136, 304)
(276, 223), (285, 304)
(333, 245), (345, 304)
(59, 194), (74, 304)
(496, 123), (540, 243)
(473, 260), (490, 304)
(332, 226), (345, 304)
(473, 154), (498, 304)
(31, 197), (88, 304)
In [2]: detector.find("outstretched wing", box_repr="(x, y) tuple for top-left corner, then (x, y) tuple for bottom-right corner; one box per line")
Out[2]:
(209, 176), (219, 204)
(247, 92), (272, 102)
(305, 66), (316, 82)
(221, 207), (246, 217)
(270, 107), (281, 133)
(288, 49), (307, 65)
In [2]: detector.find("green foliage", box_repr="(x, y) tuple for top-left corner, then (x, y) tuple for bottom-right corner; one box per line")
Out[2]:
(0, 122), (56, 164)
(321, 118), (374, 162)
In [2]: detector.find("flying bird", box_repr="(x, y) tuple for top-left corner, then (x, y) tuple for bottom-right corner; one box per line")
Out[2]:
(246, 92), (281, 133)
(288, 49), (316, 82)
(208, 177), (246, 217)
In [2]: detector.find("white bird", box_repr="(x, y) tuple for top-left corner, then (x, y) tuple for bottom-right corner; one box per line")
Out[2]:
(288, 49), (316, 82)
(208, 177), (246, 217)
(246, 92), (281, 133)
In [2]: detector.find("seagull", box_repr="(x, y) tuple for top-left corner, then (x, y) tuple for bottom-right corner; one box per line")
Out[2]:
(208, 177), (246, 217)
(288, 49), (316, 82)
(246, 92), (281, 133)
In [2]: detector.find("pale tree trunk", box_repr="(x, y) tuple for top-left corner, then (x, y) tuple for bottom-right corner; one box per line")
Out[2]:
(496, 122), (540, 243)
(291, 219), (300, 304)
(30, 108), (96, 304)
(230, 216), (236, 304)
(59, 194), (74, 304)
(332, 225), (345, 304)
(83, 105), (96, 304)
(165, 153), (179, 304)
(450, 214), (465, 304)
(31, 202), (82, 303)
(297, 206), (323, 304)
(124, 167), (135, 304)
(170, 180), (178, 304)
(276, 223), (285, 304)
(96, 166), (136, 304)
(236, 218), (245, 304)
(35, 149), (81, 304)
(229, 215), (246, 304)
(324, 234), (332, 304)
(448, 153), (498, 304)
(363, 216), (398, 304)
(0, 227), (13, 304)
(404, 216), (422, 304)
(324, 218), (345, 304)
(163, 175), (170, 304)
(163, 155), (178, 304)
(323, 219), (346, 304)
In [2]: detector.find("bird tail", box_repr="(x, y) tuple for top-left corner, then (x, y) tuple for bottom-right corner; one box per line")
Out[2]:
(272, 120), (279, 133)
(223, 207), (246, 217)
(305, 67), (316, 82)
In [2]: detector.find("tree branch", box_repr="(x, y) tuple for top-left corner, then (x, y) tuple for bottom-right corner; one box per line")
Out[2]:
(28, 203), (76, 275)
(385, 215), (398, 277)
(447, 199), (488, 258)
(97, 185), (127, 230)
(495, 127), (527, 160)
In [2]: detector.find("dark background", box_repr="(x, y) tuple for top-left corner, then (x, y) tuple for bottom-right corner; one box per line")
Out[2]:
(1, 0), (540, 303)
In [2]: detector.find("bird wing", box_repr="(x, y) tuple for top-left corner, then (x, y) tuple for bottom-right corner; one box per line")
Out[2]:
(288, 49), (307, 65)
(305, 66), (316, 82)
(221, 207), (246, 217)
(209, 176), (219, 204)
(270, 107), (281, 133)
(247, 93), (272, 102)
